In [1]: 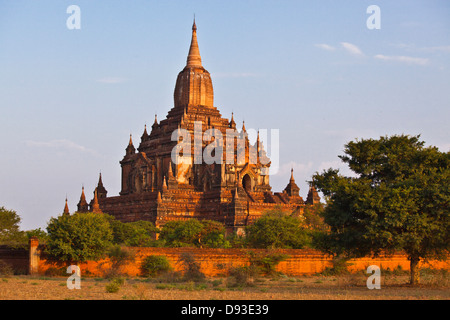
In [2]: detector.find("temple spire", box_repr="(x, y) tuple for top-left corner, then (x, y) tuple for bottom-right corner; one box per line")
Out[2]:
(229, 112), (236, 129)
(77, 186), (89, 212)
(63, 197), (70, 216)
(186, 19), (202, 67)
(91, 189), (102, 213)
(141, 124), (148, 140)
(96, 172), (108, 199)
(126, 134), (136, 155)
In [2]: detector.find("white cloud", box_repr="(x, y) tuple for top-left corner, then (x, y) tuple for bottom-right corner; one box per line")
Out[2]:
(25, 139), (98, 155)
(340, 42), (364, 56)
(391, 43), (450, 54)
(314, 43), (336, 51)
(96, 77), (128, 84)
(374, 54), (429, 66)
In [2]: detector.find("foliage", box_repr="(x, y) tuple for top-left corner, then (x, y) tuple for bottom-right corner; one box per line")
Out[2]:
(0, 260), (14, 277)
(179, 252), (205, 282)
(106, 215), (158, 247)
(104, 245), (135, 278)
(248, 251), (290, 276)
(159, 219), (230, 248)
(0, 207), (27, 246)
(25, 228), (49, 243)
(140, 255), (172, 277)
(302, 203), (327, 231)
(245, 210), (310, 249)
(227, 265), (259, 288)
(107, 245), (135, 266)
(320, 255), (351, 276)
(45, 212), (113, 264)
(313, 134), (450, 284)
(105, 278), (122, 293)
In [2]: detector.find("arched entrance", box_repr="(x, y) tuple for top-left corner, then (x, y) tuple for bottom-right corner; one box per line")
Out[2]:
(242, 174), (252, 192)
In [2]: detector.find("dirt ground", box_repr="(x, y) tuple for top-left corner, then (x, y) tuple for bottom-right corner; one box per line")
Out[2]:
(0, 272), (448, 300)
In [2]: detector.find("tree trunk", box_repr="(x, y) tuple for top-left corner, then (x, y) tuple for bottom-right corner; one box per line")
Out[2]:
(409, 256), (420, 285)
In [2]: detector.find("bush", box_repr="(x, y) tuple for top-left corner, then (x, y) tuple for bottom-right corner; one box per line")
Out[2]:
(105, 245), (135, 278)
(179, 253), (205, 282)
(0, 260), (13, 277)
(141, 255), (172, 277)
(321, 255), (351, 276)
(44, 267), (66, 277)
(105, 280), (121, 293)
(227, 265), (259, 288)
(249, 252), (290, 276)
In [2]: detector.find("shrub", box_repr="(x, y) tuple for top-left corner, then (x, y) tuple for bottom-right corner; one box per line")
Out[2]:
(105, 277), (125, 293)
(321, 255), (351, 276)
(227, 265), (259, 288)
(0, 260), (13, 277)
(249, 252), (290, 276)
(105, 280), (121, 293)
(44, 267), (66, 277)
(141, 255), (172, 277)
(105, 245), (135, 278)
(179, 253), (205, 282)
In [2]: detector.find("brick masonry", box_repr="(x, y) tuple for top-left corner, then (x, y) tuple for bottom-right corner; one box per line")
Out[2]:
(34, 243), (449, 277)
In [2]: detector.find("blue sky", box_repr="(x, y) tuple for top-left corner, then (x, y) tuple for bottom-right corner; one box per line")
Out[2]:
(1, 0), (449, 230)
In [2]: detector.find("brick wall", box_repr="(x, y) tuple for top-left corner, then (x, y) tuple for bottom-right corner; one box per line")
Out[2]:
(0, 245), (29, 275)
(35, 246), (449, 278)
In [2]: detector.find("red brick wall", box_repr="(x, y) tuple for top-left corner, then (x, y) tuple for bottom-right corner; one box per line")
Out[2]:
(36, 247), (449, 277)
(0, 245), (29, 275)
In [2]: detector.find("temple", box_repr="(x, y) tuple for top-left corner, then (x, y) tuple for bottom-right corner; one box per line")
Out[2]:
(68, 21), (320, 235)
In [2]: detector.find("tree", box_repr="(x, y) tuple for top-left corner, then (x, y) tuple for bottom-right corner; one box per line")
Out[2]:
(0, 207), (27, 246)
(46, 212), (113, 264)
(26, 228), (49, 243)
(159, 220), (204, 247)
(245, 209), (310, 249)
(124, 221), (158, 247)
(107, 215), (158, 247)
(198, 220), (230, 248)
(313, 135), (449, 285)
(159, 219), (230, 248)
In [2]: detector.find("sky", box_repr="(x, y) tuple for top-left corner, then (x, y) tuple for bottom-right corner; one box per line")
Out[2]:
(0, 0), (449, 231)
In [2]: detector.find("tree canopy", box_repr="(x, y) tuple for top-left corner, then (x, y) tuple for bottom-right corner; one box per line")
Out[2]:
(107, 217), (158, 247)
(45, 212), (113, 263)
(0, 207), (28, 246)
(313, 135), (449, 284)
(245, 208), (311, 249)
(159, 219), (230, 248)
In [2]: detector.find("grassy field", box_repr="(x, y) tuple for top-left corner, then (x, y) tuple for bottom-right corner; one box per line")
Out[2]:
(0, 270), (448, 300)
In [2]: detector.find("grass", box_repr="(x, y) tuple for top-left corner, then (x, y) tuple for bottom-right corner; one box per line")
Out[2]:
(0, 269), (448, 300)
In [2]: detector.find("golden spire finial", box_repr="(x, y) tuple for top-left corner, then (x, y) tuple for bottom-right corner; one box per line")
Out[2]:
(63, 196), (70, 215)
(186, 18), (202, 67)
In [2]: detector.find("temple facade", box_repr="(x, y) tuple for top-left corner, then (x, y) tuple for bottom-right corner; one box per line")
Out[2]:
(72, 21), (320, 234)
